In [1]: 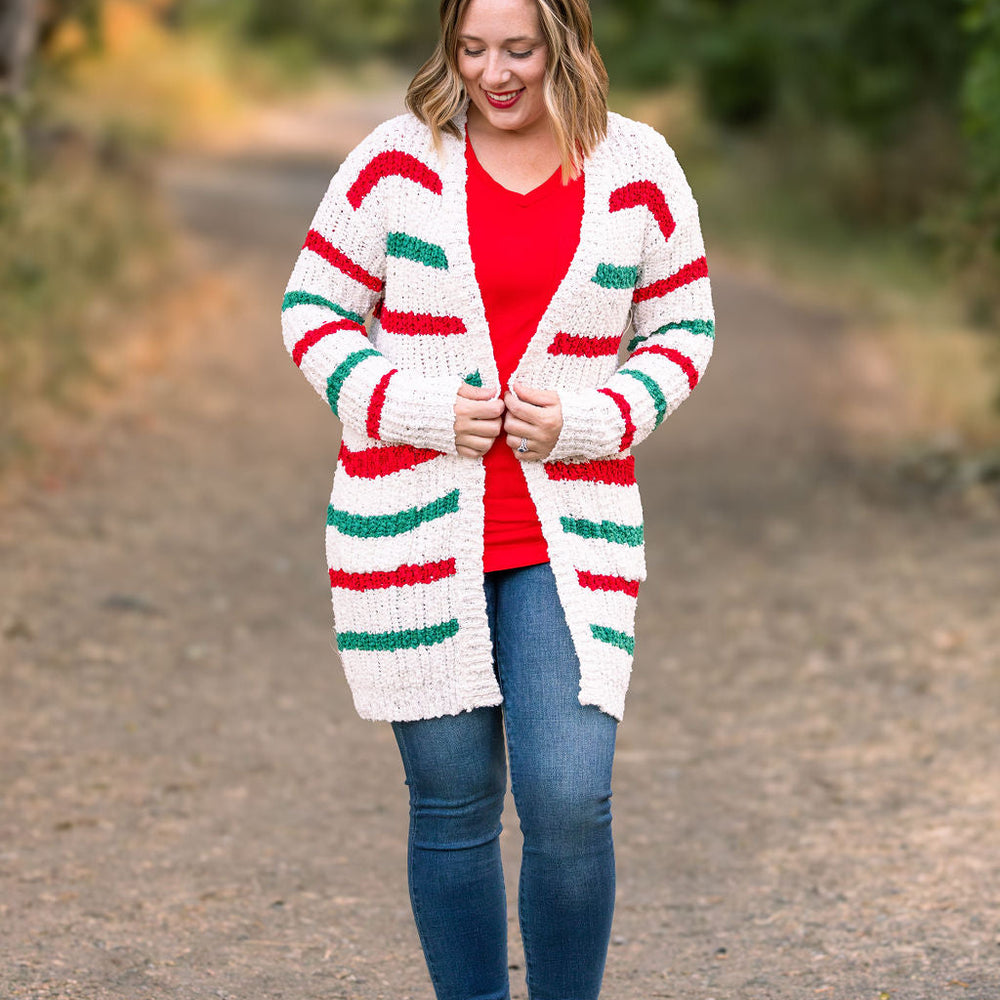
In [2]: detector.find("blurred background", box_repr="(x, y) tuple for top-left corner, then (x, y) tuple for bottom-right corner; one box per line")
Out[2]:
(2, 0), (1000, 479)
(3, 5), (1000, 997)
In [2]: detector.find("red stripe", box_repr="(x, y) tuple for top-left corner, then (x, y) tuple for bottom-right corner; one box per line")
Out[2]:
(610, 181), (676, 243)
(303, 230), (383, 292)
(330, 558), (457, 591)
(633, 256), (708, 303)
(598, 387), (636, 451)
(347, 151), (443, 210)
(366, 369), (396, 440)
(576, 569), (641, 598)
(631, 345), (699, 390)
(292, 319), (364, 367)
(380, 308), (466, 337)
(548, 331), (621, 358)
(545, 456), (636, 486)
(338, 441), (443, 478)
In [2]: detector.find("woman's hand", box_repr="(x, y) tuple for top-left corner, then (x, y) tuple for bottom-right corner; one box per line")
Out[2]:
(503, 382), (562, 462)
(454, 383), (505, 459)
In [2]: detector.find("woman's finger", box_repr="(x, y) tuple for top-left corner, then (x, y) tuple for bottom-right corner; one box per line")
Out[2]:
(456, 396), (504, 420)
(457, 383), (496, 401)
(503, 409), (560, 443)
(508, 382), (560, 407)
(501, 414), (536, 439)
(505, 433), (534, 458)
(503, 392), (561, 432)
(457, 415), (502, 437)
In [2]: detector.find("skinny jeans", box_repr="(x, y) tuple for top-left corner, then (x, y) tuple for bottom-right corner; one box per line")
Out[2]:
(391, 562), (618, 1000)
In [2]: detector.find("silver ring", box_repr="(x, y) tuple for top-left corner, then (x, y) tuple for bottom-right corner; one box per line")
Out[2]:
(517, 437), (529, 454)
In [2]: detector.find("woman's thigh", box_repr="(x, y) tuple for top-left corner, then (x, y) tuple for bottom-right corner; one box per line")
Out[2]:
(489, 563), (618, 834)
(391, 705), (507, 847)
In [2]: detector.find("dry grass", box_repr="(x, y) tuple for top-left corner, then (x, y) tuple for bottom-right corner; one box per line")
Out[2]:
(49, 0), (266, 150)
(0, 149), (172, 461)
(0, 1), (305, 473)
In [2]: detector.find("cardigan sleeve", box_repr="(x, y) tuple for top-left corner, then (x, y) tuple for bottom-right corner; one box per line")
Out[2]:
(546, 130), (715, 463)
(280, 125), (461, 455)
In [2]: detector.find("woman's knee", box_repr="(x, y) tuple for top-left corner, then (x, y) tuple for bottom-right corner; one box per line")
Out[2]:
(515, 771), (613, 854)
(393, 709), (507, 849)
(507, 706), (617, 854)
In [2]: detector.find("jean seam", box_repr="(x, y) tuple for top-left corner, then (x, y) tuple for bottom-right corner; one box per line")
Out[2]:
(395, 729), (449, 997)
(506, 710), (541, 999)
(496, 598), (540, 998)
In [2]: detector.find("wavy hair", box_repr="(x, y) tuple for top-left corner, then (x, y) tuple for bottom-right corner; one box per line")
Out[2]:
(406, 0), (609, 178)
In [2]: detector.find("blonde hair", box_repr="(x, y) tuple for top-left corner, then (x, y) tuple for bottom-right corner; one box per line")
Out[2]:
(406, 0), (609, 178)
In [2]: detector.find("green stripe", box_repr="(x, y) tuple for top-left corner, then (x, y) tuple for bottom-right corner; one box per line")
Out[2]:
(387, 232), (449, 270)
(328, 489), (460, 538)
(559, 516), (643, 547)
(338, 618), (460, 652)
(326, 349), (379, 416)
(282, 291), (365, 325)
(590, 625), (635, 655)
(622, 368), (667, 427)
(627, 319), (715, 352)
(463, 370), (483, 387)
(592, 263), (639, 290)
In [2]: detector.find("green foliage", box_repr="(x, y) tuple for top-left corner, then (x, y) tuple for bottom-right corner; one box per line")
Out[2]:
(962, 0), (1000, 189)
(599, 0), (969, 141)
(597, 0), (998, 332)
(592, 0), (695, 89)
(696, 18), (775, 127)
(956, 0), (1000, 321)
(177, 0), (440, 71)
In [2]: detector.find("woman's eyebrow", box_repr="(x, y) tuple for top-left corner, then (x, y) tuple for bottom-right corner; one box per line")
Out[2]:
(458, 34), (539, 44)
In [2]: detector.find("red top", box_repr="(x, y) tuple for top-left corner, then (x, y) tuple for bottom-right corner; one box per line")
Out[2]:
(465, 136), (585, 572)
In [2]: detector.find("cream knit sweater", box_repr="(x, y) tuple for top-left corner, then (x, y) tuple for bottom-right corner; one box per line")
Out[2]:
(280, 107), (714, 722)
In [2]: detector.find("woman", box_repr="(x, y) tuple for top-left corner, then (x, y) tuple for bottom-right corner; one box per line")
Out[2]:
(280, 0), (714, 995)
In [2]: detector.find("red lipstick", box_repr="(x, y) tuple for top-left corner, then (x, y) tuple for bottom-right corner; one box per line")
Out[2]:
(484, 88), (525, 110)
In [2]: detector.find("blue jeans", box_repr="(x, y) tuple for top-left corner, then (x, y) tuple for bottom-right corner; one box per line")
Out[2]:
(391, 562), (618, 1000)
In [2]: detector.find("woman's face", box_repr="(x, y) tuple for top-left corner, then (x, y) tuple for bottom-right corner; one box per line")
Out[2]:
(456, 0), (550, 137)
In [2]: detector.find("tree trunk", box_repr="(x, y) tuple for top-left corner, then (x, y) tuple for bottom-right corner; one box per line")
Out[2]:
(0, 0), (41, 99)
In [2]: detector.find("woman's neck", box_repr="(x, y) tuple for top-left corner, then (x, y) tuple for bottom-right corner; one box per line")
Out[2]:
(466, 106), (568, 194)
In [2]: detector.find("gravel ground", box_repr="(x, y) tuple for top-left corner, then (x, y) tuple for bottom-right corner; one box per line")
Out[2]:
(1, 93), (998, 1000)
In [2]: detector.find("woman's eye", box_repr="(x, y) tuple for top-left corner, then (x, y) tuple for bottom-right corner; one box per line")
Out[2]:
(510, 50), (534, 59)
(463, 48), (485, 57)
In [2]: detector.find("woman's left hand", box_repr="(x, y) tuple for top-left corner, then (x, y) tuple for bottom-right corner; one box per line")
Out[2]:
(503, 382), (563, 462)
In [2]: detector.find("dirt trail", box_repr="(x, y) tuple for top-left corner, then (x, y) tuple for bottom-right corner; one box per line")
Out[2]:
(1, 90), (999, 1000)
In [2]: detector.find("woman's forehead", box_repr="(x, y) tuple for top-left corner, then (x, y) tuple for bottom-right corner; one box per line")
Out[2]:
(458, 0), (541, 33)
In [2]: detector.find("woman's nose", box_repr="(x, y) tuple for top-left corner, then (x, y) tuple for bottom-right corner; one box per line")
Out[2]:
(482, 53), (512, 88)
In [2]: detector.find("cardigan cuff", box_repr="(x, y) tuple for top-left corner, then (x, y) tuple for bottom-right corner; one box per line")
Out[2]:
(548, 388), (624, 462)
(377, 372), (461, 455)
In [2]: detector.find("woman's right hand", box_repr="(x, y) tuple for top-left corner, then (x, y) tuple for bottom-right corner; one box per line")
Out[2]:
(454, 384), (504, 459)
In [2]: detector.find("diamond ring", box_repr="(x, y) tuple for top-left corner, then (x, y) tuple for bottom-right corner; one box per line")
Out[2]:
(517, 437), (529, 454)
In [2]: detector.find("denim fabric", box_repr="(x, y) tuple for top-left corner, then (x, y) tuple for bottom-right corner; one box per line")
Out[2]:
(391, 562), (618, 1000)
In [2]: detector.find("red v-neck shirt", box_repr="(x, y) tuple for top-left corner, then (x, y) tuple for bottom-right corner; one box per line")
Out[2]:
(465, 136), (585, 573)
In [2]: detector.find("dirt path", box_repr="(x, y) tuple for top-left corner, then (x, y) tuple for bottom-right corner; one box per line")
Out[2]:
(1, 92), (999, 1000)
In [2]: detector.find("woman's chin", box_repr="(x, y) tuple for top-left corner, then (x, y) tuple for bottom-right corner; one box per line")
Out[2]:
(472, 100), (545, 135)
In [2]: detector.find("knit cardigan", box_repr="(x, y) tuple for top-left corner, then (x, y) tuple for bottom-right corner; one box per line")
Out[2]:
(280, 107), (714, 722)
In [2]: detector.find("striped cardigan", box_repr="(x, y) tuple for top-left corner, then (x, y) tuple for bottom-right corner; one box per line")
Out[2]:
(280, 107), (714, 722)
